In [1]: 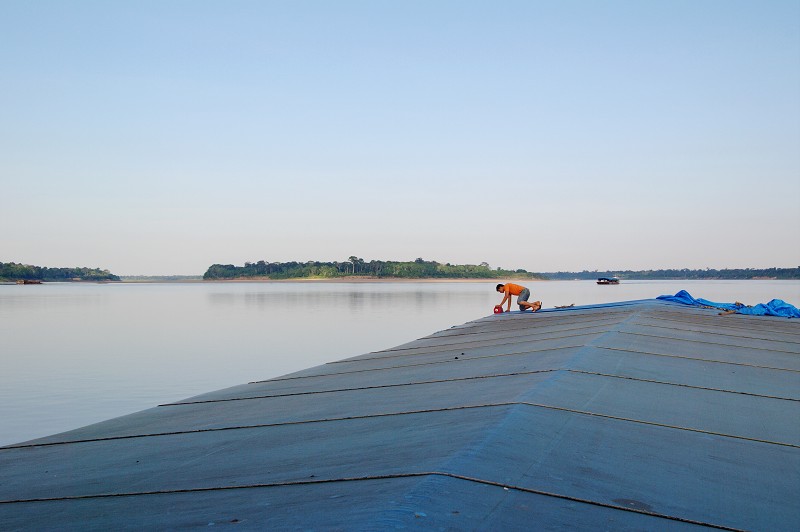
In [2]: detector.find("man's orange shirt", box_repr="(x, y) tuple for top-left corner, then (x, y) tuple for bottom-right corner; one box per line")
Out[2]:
(504, 283), (526, 296)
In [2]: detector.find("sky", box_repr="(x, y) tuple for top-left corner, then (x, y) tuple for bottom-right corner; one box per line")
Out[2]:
(1, 1), (798, 275)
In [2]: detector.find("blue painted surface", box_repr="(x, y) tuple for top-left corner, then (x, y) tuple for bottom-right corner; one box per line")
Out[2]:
(1, 299), (798, 530)
(658, 289), (800, 318)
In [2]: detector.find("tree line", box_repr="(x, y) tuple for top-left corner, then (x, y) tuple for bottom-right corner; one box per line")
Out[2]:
(203, 257), (543, 280)
(204, 260), (800, 281)
(542, 267), (800, 280)
(0, 262), (121, 282)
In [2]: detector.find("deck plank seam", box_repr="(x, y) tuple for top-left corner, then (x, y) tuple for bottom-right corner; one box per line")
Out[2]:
(369, 320), (625, 353)
(6, 399), (796, 451)
(332, 331), (602, 363)
(625, 321), (800, 345)
(167, 370), (559, 406)
(422, 315), (633, 341)
(176, 369), (800, 407)
(251, 345), (586, 384)
(616, 331), (800, 354)
(435, 310), (638, 331)
(446, 313), (635, 335)
(0, 472), (746, 531)
(639, 313), (800, 335)
(565, 369), (800, 402)
(595, 346), (800, 373)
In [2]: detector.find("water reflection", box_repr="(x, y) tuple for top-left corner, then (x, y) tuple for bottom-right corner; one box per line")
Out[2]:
(208, 286), (487, 311)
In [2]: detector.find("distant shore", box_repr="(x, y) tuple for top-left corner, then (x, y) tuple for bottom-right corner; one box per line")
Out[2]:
(4, 277), (520, 285)
(194, 276), (529, 283)
(6, 276), (794, 285)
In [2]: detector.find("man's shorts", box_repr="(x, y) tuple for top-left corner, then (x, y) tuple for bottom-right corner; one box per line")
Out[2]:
(517, 288), (530, 310)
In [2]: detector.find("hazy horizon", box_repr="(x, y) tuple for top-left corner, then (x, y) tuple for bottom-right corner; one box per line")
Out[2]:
(2, 2), (798, 275)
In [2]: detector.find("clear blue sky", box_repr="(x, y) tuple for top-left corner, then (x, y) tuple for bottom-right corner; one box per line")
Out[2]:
(2, 1), (798, 275)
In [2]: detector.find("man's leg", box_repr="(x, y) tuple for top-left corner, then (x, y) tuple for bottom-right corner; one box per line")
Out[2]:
(519, 300), (542, 311)
(517, 288), (541, 311)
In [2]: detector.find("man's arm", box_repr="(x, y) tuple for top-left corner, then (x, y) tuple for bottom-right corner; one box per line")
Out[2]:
(499, 289), (511, 311)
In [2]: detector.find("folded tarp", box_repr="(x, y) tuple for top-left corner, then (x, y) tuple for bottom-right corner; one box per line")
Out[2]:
(657, 290), (800, 318)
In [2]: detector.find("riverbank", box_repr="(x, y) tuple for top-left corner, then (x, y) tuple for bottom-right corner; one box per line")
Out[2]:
(199, 276), (535, 283)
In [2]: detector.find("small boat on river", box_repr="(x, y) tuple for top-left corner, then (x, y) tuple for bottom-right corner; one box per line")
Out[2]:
(597, 277), (619, 285)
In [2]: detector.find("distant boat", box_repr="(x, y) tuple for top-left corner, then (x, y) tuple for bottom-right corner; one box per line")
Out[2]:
(597, 277), (619, 285)
(16, 280), (42, 285)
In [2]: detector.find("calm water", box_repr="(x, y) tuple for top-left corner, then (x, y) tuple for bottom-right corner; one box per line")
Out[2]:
(1, 279), (798, 446)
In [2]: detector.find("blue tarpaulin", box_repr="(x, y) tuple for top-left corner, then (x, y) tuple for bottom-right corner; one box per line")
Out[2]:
(657, 290), (800, 318)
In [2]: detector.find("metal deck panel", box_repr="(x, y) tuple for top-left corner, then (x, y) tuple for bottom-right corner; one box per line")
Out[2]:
(567, 348), (800, 400)
(7, 372), (554, 446)
(0, 476), (710, 531)
(592, 333), (800, 371)
(517, 370), (799, 445)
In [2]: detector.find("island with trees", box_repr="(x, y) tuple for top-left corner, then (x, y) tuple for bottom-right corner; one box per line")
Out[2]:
(0, 262), (121, 282)
(203, 259), (800, 281)
(203, 257), (542, 280)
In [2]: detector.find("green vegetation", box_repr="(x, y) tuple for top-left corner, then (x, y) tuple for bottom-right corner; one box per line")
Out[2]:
(203, 257), (543, 281)
(542, 267), (800, 280)
(204, 260), (799, 281)
(0, 262), (121, 282)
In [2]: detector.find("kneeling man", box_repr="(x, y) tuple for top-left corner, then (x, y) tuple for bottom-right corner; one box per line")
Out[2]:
(496, 283), (542, 312)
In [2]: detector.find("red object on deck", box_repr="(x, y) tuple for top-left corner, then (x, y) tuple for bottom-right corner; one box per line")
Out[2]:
(493, 305), (504, 314)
